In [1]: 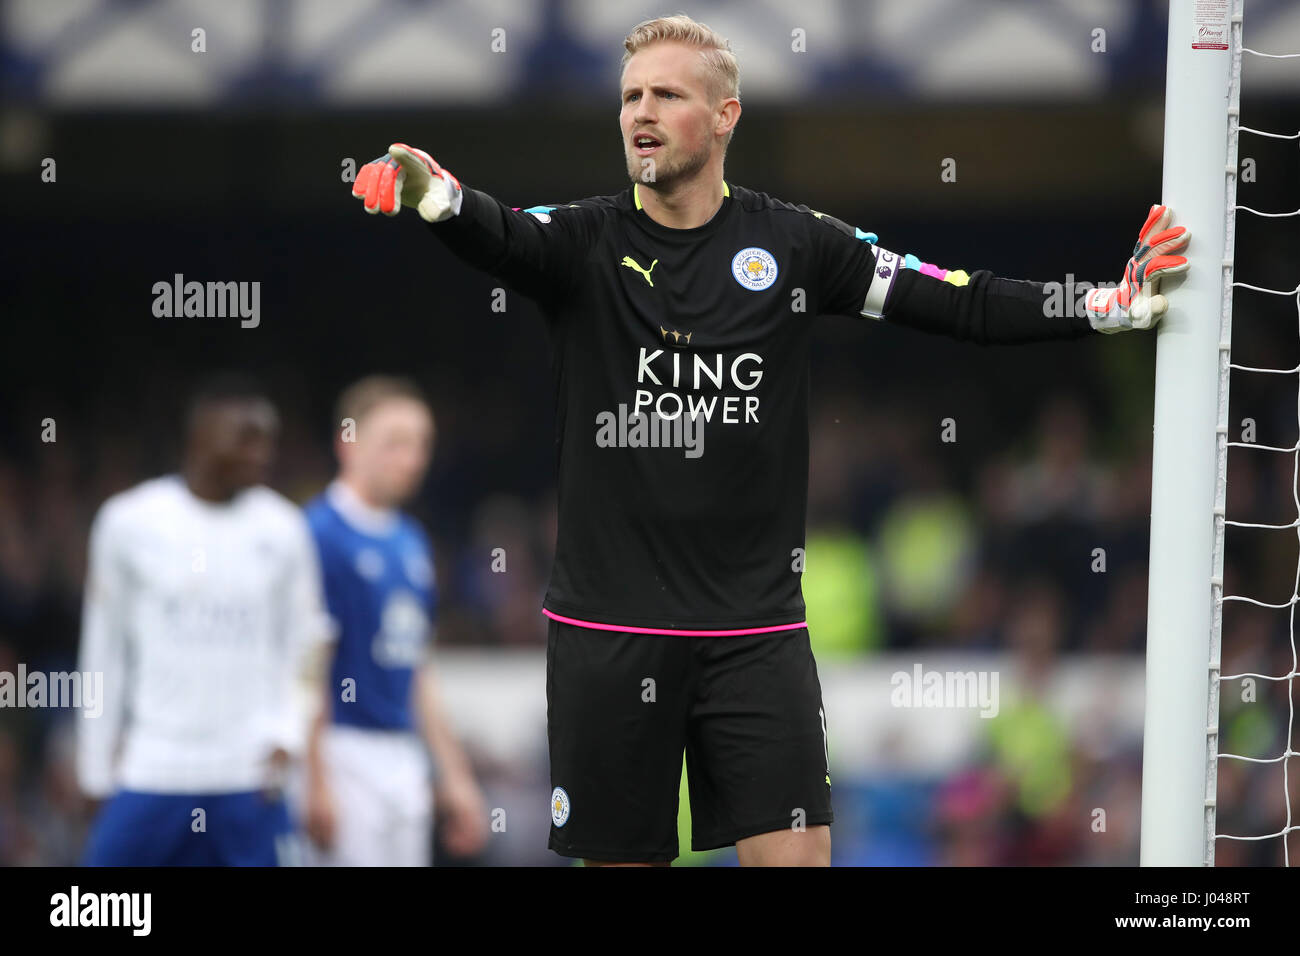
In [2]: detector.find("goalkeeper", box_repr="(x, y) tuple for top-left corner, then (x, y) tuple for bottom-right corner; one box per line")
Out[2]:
(347, 14), (1189, 867)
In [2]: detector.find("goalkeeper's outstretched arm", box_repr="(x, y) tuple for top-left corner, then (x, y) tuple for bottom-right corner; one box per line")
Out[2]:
(836, 205), (1190, 345)
(350, 143), (596, 304)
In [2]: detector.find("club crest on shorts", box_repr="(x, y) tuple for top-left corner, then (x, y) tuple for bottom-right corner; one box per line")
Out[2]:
(731, 247), (778, 291)
(551, 786), (571, 827)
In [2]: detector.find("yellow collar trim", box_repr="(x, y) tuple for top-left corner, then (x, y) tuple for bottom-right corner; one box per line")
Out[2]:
(634, 181), (730, 211)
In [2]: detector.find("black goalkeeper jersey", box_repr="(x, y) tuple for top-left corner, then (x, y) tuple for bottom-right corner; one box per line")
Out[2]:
(427, 180), (1094, 633)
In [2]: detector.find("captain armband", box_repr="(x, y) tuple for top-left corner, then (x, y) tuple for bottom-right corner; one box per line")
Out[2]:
(860, 247), (972, 320)
(860, 247), (904, 319)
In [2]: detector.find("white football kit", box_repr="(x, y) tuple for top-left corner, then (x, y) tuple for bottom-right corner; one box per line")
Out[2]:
(76, 474), (329, 797)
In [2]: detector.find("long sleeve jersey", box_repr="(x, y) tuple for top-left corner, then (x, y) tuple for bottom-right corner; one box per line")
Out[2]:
(426, 180), (1094, 634)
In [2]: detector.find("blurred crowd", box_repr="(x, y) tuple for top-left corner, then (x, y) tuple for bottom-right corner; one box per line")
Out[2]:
(1, 357), (1296, 866)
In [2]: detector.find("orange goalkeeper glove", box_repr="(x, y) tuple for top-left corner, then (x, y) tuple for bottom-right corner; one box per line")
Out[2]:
(1085, 204), (1190, 333)
(350, 143), (463, 223)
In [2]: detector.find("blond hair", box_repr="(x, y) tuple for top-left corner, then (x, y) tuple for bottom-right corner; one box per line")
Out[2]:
(621, 14), (740, 147)
(336, 375), (429, 430)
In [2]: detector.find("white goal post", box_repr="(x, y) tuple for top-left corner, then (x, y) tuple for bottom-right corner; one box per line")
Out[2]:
(1139, 0), (1236, 866)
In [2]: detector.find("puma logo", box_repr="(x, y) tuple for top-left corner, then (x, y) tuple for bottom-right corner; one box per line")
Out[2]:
(620, 255), (659, 287)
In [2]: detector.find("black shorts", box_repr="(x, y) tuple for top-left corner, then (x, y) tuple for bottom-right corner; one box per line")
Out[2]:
(545, 618), (833, 862)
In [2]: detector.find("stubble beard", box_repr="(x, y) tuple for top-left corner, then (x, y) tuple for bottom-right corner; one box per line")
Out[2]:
(626, 138), (713, 193)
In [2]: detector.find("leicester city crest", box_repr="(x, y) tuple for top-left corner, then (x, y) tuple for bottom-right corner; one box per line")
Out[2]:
(731, 247), (778, 292)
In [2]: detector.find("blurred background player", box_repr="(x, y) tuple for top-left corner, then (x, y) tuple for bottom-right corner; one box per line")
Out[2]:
(76, 374), (329, 866)
(298, 376), (488, 866)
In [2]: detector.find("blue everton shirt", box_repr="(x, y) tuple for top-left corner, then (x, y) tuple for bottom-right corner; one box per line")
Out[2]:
(306, 481), (436, 731)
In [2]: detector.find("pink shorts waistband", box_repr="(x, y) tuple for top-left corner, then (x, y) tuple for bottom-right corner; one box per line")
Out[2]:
(541, 607), (807, 637)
